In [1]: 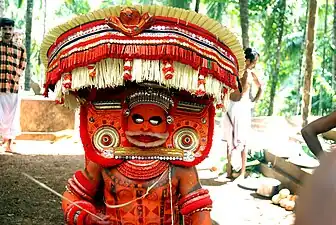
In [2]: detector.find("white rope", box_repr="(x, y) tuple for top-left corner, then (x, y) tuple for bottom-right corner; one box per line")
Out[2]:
(104, 168), (169, 209)
(169, 165), (174, 225)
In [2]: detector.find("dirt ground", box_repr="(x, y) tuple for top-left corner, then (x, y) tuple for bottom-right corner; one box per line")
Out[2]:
(0, 136), (295, 225)
(0, 154), (84, 225)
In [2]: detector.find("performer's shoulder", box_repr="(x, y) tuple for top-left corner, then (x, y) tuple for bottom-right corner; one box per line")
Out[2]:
(172, 165), (197, 176)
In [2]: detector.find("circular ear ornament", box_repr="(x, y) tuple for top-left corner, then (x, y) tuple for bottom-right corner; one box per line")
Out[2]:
(93, 127), (120, 152)
(123, 109), (130, 117)
(167, 115), (174, 124)
(173, 128), (199, 162)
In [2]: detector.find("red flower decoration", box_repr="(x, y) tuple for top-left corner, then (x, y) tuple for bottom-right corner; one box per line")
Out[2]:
(164, 73), (173, 80)
(195, 89), (206, 97)
(216, 103), (224, 109)
(123, 72), (132, 81)
(63, 83), (71, 89)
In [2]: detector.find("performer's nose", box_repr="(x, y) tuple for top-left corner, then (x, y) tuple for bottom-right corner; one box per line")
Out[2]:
(141, 122), (150, 132)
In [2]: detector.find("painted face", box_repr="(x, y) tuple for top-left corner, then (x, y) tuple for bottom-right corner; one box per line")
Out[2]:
(125, 104), (169, 148)
(1, 25), (14, 42)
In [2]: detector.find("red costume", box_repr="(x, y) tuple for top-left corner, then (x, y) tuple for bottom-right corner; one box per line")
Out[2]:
(41, 5), (244, 225)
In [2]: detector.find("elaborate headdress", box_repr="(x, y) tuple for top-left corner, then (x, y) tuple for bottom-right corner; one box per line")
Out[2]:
(41, 5), (244, 167)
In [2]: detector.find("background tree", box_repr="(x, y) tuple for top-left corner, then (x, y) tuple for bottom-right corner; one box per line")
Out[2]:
(195, 0), (201, 12)
(257, 0), (287, 116)
(204, 0), (227, 22)
(239, 0), (249, 49)
(318, 0), (328, 115)
(24, 0), (34, 90)
(295, 1), (309, 115)
(0, 0), (4, 17)
(168, 0), (191, 9)
(333, 0), (336, 110)
(302, 0), (318, 126)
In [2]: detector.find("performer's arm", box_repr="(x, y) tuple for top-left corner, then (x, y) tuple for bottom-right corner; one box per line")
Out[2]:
(301, 111), (336, 158)
(177, 166), (212, 225)
(251, 72), (262, 102)
(295, 149), (336, 225)
(62, 160), (111, 225)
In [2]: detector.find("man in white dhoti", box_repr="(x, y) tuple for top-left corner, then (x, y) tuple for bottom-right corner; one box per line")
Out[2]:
(0, 18), (27, 153)
(223, 48), (262, 179)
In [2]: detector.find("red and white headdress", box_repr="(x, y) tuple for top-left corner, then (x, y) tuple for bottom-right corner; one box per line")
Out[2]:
(41, 5), (244, 167)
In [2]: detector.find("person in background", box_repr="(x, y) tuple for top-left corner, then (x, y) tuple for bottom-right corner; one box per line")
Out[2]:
(301, 110), (336, 158)
(0, 18), (27, 153)
(222, 47), (262, 179)
(294, 144), (336, 225)
(294, 111), (336, 224)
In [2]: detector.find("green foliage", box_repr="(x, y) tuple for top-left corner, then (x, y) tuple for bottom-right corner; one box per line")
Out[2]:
(248, 0), (275, 11)
(167, 0), (191, 9)
(247, 149), (265, 163)
(56, 0), (90, 16)
(203, 0), (228, 22)
(17, 0), (24, 8)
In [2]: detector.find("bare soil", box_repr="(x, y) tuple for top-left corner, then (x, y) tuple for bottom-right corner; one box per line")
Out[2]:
(0, 154), (84, 225)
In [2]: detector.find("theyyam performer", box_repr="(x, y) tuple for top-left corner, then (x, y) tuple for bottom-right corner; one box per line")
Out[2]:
(40, 4), (244, 225)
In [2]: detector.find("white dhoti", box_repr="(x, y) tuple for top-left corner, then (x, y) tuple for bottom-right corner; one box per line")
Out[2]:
(222, 99), (251, 171)
(0, 93), (21, 139)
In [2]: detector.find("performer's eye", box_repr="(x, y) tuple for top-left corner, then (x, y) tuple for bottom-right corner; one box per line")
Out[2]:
(132, 114), (144, 124)
(149, 116), (163, 126)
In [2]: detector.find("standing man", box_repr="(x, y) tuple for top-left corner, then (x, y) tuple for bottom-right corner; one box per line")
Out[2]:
(0, 18), (27, 153)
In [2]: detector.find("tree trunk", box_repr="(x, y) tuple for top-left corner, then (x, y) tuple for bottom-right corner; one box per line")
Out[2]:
(40, 0), (47, 88)
(24, 0), (34, 91)
(0, 0), (4, 17)
(302, 0), (318, 127)
(296, 2), (309, 115)
(268, 0), (286, 116)
(333, 0), (336, 110)
(319, 0), (328, 115)
(195, 0), (201, 12)
(239, 0), (249, 49)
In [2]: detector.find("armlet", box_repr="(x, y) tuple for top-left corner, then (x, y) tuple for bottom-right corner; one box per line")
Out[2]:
(66, 170), (98, 201)
(64, 200), (96, 225)
(178, 188), (212, 216)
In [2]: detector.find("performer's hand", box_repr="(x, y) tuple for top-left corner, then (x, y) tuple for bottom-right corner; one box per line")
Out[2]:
(86, 213), (112, 225)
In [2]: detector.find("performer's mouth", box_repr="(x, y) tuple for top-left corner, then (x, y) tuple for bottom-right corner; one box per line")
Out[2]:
(125, 131), (169, 148)
(133, 135), (160, 143)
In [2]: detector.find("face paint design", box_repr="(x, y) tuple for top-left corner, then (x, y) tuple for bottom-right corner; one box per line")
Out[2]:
(125, 104), (169, 148)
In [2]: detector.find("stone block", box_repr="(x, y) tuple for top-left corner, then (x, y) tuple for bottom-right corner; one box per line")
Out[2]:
(20, 96), (75, 132)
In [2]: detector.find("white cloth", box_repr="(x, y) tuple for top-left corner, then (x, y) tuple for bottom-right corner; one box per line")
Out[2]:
(222, 98), (252, 171)
(0, 93), (21, 139)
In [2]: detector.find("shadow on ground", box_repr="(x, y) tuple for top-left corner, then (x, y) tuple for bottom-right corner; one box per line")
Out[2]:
(200, 178), (228, 186)
(211, 219), (220, 225)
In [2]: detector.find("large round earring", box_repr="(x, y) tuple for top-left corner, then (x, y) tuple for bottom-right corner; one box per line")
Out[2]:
(167, 115), (174, 124)
(123, 109), (130, 117)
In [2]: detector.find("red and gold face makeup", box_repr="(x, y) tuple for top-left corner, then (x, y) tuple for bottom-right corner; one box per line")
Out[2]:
(79, 86), (215, 167)
(125, 104), (169, 148)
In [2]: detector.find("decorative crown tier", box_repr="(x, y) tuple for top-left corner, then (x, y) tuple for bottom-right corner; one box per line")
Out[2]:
(126, 88), (174, 112)
(41, 5), (244, 108)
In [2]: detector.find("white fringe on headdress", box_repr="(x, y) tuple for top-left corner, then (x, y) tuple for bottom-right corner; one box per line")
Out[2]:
(94, 58), (124, 88)
(54, 58), (231, 108)
(71, 67), (95, 89)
